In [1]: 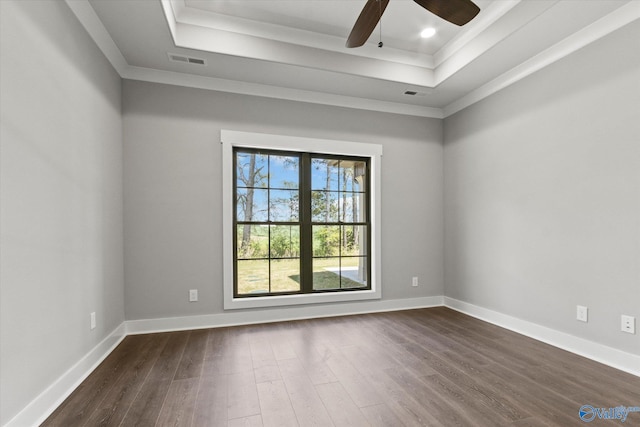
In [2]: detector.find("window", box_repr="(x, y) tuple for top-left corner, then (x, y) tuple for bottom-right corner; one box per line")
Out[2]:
(234, 148), (370, 296)
(222, 131), (382, 309)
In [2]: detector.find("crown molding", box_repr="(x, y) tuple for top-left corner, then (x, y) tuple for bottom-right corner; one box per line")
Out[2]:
(433, 0), (521, 68)
(65, 0), (128, 75)
(443, 2), (640, 117)
(122, 65), (444, 118)
(171, 22), (435, 87)
(66, 0), (638, 119)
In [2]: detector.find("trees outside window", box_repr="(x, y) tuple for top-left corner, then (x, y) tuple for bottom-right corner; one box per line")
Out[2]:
(234, 148), (370, 297)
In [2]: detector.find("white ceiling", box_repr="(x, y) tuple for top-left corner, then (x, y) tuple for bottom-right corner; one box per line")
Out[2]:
(71, 0), (638, 117)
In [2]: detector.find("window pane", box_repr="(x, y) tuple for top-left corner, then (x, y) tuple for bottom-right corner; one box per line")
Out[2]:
(270, 259), (301, 293)
(340, 257), (368, 288)
(311, 257), (367, 291)
(312, 225), (340, 257)
(269, 189), (299, 222)
(340, 161), (355, 192)
(311, 158), (339, 191)
(236, 188), (268, 222)
(269, 155), (299, 189)
(311, 191), (338, 222)
(312, 258), (341, 290)
(237, 259), (270, 295)
(237, 152), (268, 188)
(341, 225), (367, 256)
(337, 192), (364, 223)
(343, 160), (367, 192)
(270, 225), (300, 258)
(237, 225), (269, 259)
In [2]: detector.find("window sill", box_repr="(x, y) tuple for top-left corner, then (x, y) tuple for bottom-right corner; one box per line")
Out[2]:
(224, 288), (381, 310)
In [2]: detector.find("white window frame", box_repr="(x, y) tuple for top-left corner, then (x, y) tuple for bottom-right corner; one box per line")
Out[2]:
(221, 130), (383, 310)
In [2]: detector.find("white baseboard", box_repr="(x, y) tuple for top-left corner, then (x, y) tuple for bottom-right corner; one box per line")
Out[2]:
(3, 323), (127, 427)
(444, 297), (640, 377)
(126, 296), (445, 334)
(8, 295), (638, 427)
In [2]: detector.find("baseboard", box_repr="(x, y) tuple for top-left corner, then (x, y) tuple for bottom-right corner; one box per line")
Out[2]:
(125, 296), (444, 334)
(444, 297), (640, 377)
(3, 323), (127, 427)
(8, 295), (638, 427)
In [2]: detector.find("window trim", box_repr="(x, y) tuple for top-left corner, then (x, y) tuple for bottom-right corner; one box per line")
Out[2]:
(222, 130), (382, 310)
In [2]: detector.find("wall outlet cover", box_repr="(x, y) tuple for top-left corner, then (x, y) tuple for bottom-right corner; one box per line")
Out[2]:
(621, 315), (635, 334)
(576, 306), (588, 322)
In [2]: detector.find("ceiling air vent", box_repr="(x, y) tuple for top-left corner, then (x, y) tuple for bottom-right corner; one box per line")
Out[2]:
(404, 90), (429, 97)
(168, 53), (207, 66)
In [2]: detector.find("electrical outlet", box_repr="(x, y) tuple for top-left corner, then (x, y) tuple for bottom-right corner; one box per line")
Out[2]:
(189, 289), (198, 302)
(412, 277), (418, 287)
(576, 306), (588, 322)
(90, 312), (96, 330)
(621, 315), (635, 334)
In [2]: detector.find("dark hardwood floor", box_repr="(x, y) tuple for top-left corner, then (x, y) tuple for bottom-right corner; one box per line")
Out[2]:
(42, 307), (640, 426)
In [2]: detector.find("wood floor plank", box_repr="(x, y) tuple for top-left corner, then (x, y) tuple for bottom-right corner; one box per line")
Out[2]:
(119, 332), (189, 427)
(227, 370), (261, 420)
(363, 368), (441, 426)
(360, 403), (405, 427)
(81, 334), (168, 427)
(41, 336), (153, 426)
(384, 366), (479, 426)
(255, 380), (298, 427)
(270, 337), (297, 361)
(508, 417), (556, 426)
(227, 414), (264, 427)
(477, 361), (585, 426)
(192, 373), (228, 427)
(420, 372), (528, 425)
(174, 329), (208, 380)
(155, 377), (199, 427)
(402, 344), (531, 423)
(288, 341), (338, 385)
(315, 382), (369, 427)
(278, 366), (334, 427)
(204, 327), (229, 359)
(323, 352), (383, 408)
(253, 359), (281, 384)
(249, 337), (276, 364)
(41, 308), (640, 427)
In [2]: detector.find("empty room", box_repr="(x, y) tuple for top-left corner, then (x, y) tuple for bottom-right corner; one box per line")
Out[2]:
(1, 0), (639, 426)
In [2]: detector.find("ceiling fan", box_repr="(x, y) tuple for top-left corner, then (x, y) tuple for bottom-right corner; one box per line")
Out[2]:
(346, 0), (480, 48)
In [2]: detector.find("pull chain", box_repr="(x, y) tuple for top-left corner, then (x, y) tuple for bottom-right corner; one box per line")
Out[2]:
(378, 0), (383, 47)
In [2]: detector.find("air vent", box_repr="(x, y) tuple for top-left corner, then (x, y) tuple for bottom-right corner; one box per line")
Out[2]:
(168, 53), (207, 66)
(404, 90), (429, 97)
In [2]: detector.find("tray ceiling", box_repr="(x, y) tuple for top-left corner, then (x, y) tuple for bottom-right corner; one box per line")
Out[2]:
(69, 0), (638, 117)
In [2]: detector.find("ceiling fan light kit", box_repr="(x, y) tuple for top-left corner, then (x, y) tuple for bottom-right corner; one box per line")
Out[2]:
(346, 0), (480, 48)
(420, 27), (437, 39)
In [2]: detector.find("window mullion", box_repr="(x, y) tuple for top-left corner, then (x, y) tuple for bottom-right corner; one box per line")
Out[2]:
(300, 153), (313, 293)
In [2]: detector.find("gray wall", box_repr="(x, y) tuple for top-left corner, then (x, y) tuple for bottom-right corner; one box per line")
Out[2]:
(444, 21), (640, 355)
(0, 1), (124, 424)
(123, 80), (444, 320)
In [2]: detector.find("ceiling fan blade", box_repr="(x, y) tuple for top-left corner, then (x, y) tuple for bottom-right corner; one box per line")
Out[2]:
(346, 0), (389, 48)
(413, 0), (480, 26)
